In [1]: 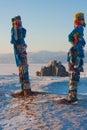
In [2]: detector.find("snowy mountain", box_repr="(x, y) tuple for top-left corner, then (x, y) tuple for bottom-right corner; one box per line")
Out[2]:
(0, 50), (87, 64)
(28, 51), (67, 64)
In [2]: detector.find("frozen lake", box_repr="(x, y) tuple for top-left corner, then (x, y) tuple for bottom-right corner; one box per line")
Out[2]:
(0, 63), (87, 130)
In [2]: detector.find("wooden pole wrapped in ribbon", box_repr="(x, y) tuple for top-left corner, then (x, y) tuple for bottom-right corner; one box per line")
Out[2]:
(67, 12), (86, 103)
(11, 16), (32, 96)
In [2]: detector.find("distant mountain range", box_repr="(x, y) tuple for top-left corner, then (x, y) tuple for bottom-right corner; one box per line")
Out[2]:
(0, 50), (87, 64)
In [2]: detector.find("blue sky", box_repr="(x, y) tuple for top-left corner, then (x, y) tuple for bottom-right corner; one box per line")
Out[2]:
(0, 0), (87, 54)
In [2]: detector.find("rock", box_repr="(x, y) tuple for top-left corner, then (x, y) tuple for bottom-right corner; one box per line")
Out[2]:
(36, 71), (41, 76)
(36, 60), (68, 77)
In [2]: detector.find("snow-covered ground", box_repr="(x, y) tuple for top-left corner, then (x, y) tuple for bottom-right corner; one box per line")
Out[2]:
(0, 63), (87, 130)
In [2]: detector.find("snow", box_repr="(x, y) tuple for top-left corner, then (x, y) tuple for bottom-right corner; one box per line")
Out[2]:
(0, 63), (87, 130)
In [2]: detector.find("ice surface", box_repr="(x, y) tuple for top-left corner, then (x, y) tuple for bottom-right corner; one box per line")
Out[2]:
(0, 63), (87, 130)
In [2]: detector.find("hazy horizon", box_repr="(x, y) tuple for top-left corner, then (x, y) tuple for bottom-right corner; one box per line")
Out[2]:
(0, 50), (87, 64)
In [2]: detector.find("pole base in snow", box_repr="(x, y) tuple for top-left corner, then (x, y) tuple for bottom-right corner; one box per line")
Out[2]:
(12, 90), (46, 98)
(12, 90), (24, 97)
(56, 98), (78, 105)
(12, 89), (32, 97)
(23, 88), (32, 96)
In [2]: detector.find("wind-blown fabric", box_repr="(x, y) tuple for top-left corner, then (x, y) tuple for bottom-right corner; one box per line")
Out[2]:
(11, 27), (27, 66)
